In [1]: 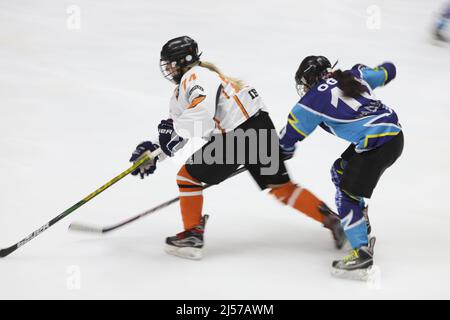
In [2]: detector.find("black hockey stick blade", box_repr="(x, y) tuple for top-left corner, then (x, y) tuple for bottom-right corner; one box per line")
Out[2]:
(0, 246), (16, 258)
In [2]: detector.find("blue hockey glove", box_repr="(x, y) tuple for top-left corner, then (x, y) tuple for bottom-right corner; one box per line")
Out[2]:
(279, 126), (296, 161)
(375, 62), (396, 85)
(158, 119), (185, 157)
(129, 141), (159, 179)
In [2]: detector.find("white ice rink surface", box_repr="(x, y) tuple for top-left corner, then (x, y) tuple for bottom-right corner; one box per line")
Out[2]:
(1, 0), (450, 299)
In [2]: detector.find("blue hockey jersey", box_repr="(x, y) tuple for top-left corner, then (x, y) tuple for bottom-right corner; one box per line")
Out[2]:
(280, 63), (401, 153)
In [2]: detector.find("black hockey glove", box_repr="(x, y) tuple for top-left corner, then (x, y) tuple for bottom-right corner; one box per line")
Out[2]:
(158, 119), (185, 157)
(129, 141), (159, 179)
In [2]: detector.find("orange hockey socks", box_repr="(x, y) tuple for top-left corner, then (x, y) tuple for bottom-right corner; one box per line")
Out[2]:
(270, 181), (324, 223)
(177, 165), (204, 230)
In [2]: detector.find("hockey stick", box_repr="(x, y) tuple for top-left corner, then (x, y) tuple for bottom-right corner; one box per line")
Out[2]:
(68, 166), (248, 234)
(0, 149), (161, 258)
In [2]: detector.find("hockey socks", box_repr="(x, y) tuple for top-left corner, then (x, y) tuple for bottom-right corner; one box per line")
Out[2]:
(270, 181), (324, 223)
(177, 165), (204, 230)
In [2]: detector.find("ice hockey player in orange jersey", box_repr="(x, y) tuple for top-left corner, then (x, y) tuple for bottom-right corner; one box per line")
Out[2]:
(129, 36), (346, 260)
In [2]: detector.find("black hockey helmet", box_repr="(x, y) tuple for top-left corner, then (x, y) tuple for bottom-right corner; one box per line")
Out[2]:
(295, 55), (332, 96)
(160, 36), (202, 84)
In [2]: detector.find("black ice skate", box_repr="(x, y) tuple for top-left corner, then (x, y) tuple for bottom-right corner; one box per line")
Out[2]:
(319, 203), (347, 250)
(331, 237), (376, 281)
(165, 215), (209, 260)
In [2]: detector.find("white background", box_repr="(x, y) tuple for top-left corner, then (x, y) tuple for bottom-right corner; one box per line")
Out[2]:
(0, 0), (449, 299)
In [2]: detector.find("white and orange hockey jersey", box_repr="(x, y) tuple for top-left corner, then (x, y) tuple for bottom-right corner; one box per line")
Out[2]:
(169, 65), (267, 139)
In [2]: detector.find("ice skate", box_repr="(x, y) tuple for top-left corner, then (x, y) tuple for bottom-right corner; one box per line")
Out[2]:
(165, 215), (209, 260)
(331, 237), (376, 281)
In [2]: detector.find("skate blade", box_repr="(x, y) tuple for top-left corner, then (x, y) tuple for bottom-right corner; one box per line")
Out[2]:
(165, 245), (203, 260)
(331, 266), (372, 281)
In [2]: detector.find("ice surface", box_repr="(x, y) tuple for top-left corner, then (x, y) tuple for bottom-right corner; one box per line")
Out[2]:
(1, 0), (450, 299)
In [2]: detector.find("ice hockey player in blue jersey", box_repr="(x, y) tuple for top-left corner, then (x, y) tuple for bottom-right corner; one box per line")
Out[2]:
(279, 56), (404, 280)
(435, 2), (450, 42)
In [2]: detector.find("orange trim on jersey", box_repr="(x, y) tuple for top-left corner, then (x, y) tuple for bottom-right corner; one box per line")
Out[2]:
(233, 95), (250, 119)
(189, 73), (197, 81)
(213, 117), (225, 133)
(221, 87), (231, 99)
(219, 74), (238, 92)
(187, 95), (206, 109)
(182, 73), (197, 92)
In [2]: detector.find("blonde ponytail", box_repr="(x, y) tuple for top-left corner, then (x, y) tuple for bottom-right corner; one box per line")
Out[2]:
(197, 61), (244, 91)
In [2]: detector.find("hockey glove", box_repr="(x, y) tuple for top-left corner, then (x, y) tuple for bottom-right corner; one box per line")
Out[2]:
(279, 126), (296, 161)
(129, 141), (159, 179)
(375, 62), (396, 85)
(158, 119), (185, 157)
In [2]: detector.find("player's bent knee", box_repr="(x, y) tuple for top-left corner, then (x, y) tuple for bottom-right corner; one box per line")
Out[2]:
(341, 188), (363, 203)
(331, 158), (346, 187)
(176, 165), (203, 188)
